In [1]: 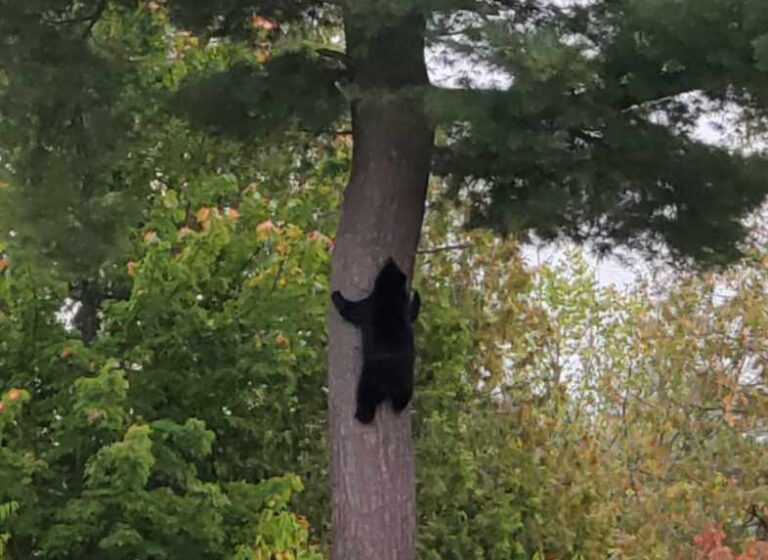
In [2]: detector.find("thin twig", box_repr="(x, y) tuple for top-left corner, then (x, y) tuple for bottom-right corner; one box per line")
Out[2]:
(316, 48), (351, 67)
(620, 92), (691, 114)
(270, 257), (287, 293)
(81, 0), (108, 39)
(417, 242), (474, 255)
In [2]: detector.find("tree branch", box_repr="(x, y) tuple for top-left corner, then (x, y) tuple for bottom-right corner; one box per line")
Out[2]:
(620, 91), (696, 114)
(316, 48), (352, 68)
(81, 0), (108, 39)
(417, 242), (474, 254)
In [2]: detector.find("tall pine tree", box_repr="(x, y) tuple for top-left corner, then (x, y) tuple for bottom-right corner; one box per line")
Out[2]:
(3, 1), (768, 558)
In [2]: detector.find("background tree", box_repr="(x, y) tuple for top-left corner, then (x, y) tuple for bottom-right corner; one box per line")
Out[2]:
(3, 166), (768, 558)
(4, 1), (768, 559)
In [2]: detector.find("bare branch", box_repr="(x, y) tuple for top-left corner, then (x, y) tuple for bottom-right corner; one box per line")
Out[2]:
(317, 47), (351, 67)
(417, 243), (474, 254)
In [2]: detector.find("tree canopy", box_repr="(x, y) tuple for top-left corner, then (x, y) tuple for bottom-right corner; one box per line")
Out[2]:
(3, 0), (768, 269)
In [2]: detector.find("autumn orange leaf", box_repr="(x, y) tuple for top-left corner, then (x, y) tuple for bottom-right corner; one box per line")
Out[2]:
(256, 220), (276, 237)
(694, 525), (728, 558)
(177, 227), (195, 240)
(709, 547), (734, 560)
(0, 258), (7, 272)
(196, 206), (211, 223)
(255, 48), (270, 63)
(740, 538), (768, 559)
(252, 15), (277, 30)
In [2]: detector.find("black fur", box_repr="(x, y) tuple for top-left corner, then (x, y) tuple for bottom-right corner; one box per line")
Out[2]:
(332, 257), (420, 424)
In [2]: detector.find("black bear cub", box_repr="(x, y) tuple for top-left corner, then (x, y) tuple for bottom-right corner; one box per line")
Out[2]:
(332, 257), (420, 424)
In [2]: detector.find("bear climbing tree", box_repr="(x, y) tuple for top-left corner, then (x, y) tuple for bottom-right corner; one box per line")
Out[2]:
(332, 257), (420, 424)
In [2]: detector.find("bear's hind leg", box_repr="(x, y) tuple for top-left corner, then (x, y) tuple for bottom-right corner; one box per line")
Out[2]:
(355, 364), (385, 424)
(389, 363), (413, 414)
(390, 387), (412, 414)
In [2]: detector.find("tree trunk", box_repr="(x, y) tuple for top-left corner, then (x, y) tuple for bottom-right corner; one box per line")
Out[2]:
(328, 11), (434, 560)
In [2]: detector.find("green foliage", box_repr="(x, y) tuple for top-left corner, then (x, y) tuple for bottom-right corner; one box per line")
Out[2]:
(175, 51), (346, 141)
(0, 3), (162, 272)
(430, 0), (768, 265)
(0, 123), (346, 556)
(5, 1), (768, 268)
(413, 208), (617, 559)
(163, 0), (319, 39)
(0, 1), (342, 274)
(0, 501), (18, 560)
(407, 196), (768, 559)
(5, 2), (768, 559)
(2, 120), (768, 558)
(230, 475), (324, 560)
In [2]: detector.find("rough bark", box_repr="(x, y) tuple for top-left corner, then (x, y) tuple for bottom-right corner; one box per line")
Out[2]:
(328, 11), (434, 560)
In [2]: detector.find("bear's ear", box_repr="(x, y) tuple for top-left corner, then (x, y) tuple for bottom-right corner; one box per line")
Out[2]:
(382, 257), (405, 275)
